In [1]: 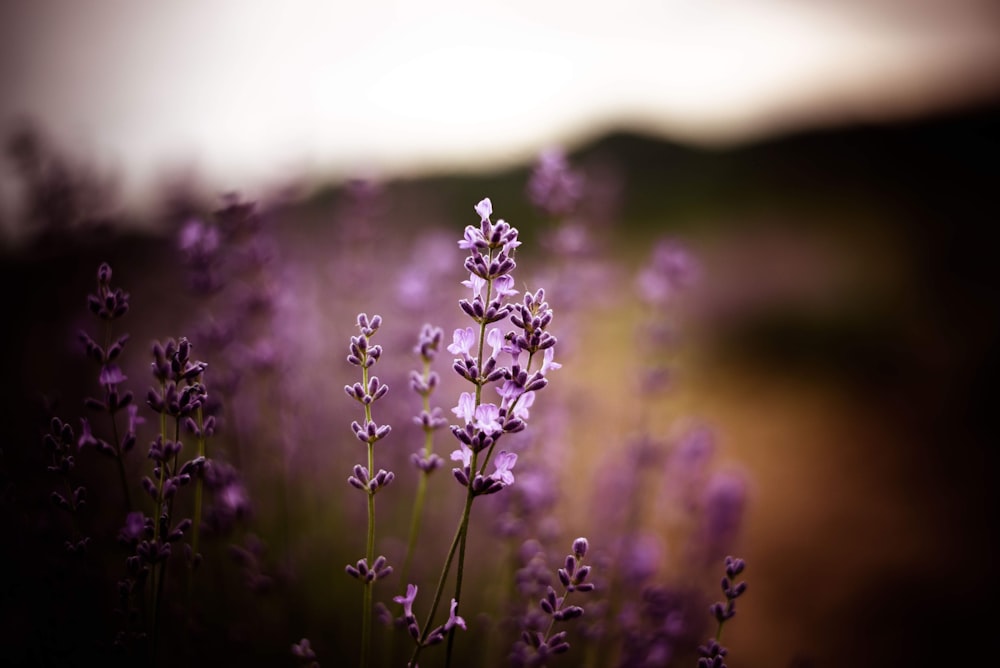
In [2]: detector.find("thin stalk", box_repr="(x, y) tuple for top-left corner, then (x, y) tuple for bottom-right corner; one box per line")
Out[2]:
(150, 412), (177, 666)
(105, 320), (133, 512)
(444, 272), (493, 667)
(445, 484), (474, 668)
(187, 401), (207, 616)
(400, 359), (435, 587)
(361, 362), (376, 668)
(408, 483), (475, 668)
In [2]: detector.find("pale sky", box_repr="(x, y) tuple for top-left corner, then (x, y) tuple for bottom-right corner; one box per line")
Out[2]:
(1, 0), (998, 212)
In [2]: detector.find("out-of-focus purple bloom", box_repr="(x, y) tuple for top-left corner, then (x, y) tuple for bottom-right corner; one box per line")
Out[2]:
(527, 148), (584, 219)
(291, 637), (319, 666)
(77, 417), (97, 449)
(121, 511), (146, 542)
(700, 471), (748, 562)
(510, 391), (535, 422)
(540, 348), (561, 374)
(99, 364), (127, 388)
(636, 240), (701, 305)
(125, 404), (144, 434)
(414, 324), (444, 360)
(179, 218), (221, 255)
(621, 533), (665, 584)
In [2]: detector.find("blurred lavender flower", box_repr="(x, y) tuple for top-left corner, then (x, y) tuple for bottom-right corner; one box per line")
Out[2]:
(636, 240), (701, 307)
(41, 417), (90, 554)
(527, 148), (584, 220)
(291, 637), (320, 668)
(698, 472), (749, 565)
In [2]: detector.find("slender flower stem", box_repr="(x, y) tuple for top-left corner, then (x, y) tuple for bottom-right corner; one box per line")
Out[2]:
(400, 365), (435, 586)
(409, 484), (474, 668)
(361, 361), (375, 668)
(187, 401), (207, 616)
(150, 413), (177, 667)
(103, 320), (133, 512)
(444, 270), (494, 667)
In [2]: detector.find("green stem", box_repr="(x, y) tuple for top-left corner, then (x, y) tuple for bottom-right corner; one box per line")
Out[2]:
(400, 360), (436, 588)
(150, 413), (178, 667)
(445, 485), (474, 668)
(187, 402), (207, 617)
(409, 485), (474, 668)
(104, 321), (133, 512)
(444, 271), (494, 667)
(401, 469), (429, 587)
(361, 361), (376, 668)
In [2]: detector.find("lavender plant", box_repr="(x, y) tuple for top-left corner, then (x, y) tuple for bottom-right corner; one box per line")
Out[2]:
(698, 556), (748, 668)
(400, 324), (447, 587)
(510, 537), (595, 667)
(142, 336), (208, 657)
(401, 197), (561, 668)
(344, 312), (395, 668)
(78, 262), (136, 511)
(41, 416), (89, 554)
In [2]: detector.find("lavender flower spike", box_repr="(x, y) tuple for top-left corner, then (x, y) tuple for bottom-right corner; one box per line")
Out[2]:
(698, 556), (748, 668)
(511, 537), (595, 667)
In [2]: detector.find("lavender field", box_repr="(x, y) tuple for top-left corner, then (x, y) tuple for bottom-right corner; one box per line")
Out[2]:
(0, 113), (997, 668)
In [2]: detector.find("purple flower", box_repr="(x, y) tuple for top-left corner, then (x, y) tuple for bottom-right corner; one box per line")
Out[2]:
(540, 348), (561, 374)
(394, 583), (418, 619)
(486, 327), (505, 359)
(125, 404), (144, 434)
(526, 147), (584, 218)
(510, 391), (535, 422)
(636, 240), (700, 305)
(414, 323), (444, 360)
(452, 392), (476, 424)
(77, 417), (98, 449)
(490, 451), (517, 486)
(121, 510), (146, 542)
(473, 403), (502, 435)
(461, 273), (487, 298)
(179, 218), (221, 255)
(99, 364), (127, 388)
(701, 471), (748, 562)
(444, 598), (466, 631)
(451, 444), (473, 469)
(493, 275), (519, 299)
(447, 327), (476, 357)
(474, 197), (493, 223)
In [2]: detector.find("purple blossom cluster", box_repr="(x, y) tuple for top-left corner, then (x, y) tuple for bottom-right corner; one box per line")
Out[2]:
(445, 200), (558, 496)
